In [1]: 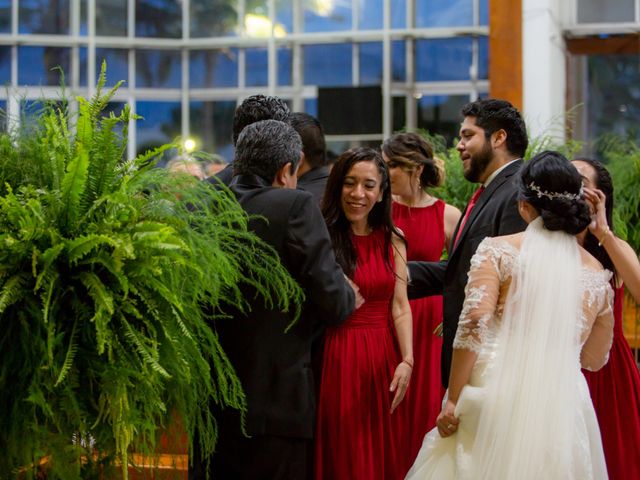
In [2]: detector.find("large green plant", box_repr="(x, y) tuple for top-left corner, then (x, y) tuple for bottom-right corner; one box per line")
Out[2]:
(0, 66), (303, 479)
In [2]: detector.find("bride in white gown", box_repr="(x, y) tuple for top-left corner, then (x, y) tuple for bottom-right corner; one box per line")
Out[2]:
(406, 151), (614, 480)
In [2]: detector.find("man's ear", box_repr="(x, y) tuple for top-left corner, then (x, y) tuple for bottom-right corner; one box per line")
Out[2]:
(492, 129), (507, 149)
(272, 162), (293, 187)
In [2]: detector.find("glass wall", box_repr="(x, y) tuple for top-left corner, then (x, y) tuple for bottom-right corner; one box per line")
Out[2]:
(0, 0), (489, 160)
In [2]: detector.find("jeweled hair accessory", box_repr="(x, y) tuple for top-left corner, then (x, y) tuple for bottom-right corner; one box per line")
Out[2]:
(528, 182), (583, 201)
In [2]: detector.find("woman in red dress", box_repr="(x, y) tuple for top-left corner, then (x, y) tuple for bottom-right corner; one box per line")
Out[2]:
(573, 158), (640, 480)
(315, 147), (413, 480)
(381, 133), (461, 470)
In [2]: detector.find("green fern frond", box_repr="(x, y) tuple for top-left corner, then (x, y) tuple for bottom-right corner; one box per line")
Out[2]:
(54, 319), (78, 387)
(122, 317), (171, 379)
(61, 146), (89, 230)
(0, 273), (27, 314)
(66, 234), (116, 265)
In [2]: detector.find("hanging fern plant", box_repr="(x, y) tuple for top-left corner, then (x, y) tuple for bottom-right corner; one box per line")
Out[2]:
(0, 64), (303, 479)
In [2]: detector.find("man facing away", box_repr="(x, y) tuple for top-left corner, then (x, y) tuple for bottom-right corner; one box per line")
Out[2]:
(290, 112), (330, 207)
(210, 94), (290, 186)
(408, 98), (529, 389)
(193, 119), (357, 480)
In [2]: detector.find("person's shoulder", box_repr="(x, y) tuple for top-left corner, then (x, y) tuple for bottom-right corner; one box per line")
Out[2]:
(579, 244), (606, 271)
(477, 233), (522, 256)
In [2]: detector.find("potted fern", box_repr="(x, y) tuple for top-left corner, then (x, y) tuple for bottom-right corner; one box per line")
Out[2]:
(0, 65), (303, 479)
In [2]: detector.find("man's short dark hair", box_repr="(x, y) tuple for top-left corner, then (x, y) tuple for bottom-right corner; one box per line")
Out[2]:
(290, 112), (327, 169)
(461, 99), (528, 159)
(232, 95), (290, 145)
(234, 120), (302, 184)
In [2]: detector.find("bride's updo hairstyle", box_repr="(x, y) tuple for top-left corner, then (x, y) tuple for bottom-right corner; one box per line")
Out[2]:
(518, 150), (591, 235)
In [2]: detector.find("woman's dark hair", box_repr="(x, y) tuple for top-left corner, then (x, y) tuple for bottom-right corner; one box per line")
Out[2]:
(518, 151), (591, 235)
(573, 157), (616, 277)
(381, 132), (444, 188)
(321, 147), (404, 277)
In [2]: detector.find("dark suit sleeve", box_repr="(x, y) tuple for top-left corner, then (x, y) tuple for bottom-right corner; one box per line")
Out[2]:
(407, 260), (447, 299)
(496, 188), (527, 236)
(208, 163), (234, 186)
(286, 194), (355, 325)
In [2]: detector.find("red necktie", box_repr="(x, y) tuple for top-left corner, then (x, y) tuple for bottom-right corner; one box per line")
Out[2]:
(454, 186), (485, 247)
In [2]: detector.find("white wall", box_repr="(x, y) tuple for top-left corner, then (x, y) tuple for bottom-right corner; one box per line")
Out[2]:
(522, 0), (568, 141)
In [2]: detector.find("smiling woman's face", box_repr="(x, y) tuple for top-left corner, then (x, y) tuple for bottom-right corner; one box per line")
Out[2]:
(341, 160), (383, 233)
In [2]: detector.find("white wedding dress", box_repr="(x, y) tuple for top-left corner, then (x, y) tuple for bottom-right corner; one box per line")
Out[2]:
(406, 219), (614, 480)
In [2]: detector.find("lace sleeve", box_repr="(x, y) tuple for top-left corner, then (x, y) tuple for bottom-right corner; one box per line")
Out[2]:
(453, 238), (504, 353)
(581, 274), (614, 371)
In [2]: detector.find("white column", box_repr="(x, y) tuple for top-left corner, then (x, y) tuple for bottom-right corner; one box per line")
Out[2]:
(522, 0), (567, 140)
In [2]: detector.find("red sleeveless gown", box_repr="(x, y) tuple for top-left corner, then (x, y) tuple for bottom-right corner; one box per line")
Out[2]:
(583, 285), (640, 480)
(392, 200), (446, 473)
(315, 229), (405, 480)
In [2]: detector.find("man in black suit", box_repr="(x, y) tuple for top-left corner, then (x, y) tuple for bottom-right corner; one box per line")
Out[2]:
(290, 112), (330, 207)
(408, 99), (528, 390)
(200, 119), (357, 480)
(211, 94), (290, 186)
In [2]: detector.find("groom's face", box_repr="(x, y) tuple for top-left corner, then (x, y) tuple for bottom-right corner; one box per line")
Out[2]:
(457, 116), (494, 183)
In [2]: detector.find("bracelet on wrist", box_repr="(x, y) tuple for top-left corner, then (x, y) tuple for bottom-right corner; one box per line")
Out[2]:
(597, 227), (612, 247)
(401, 359), (414, 369)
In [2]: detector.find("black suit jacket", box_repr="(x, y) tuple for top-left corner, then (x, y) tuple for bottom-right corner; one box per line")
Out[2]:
(408, 160), (527, 387)
(215, 174), (355, 439)
(297, 166), (329, 207)
(209, 162), (234, 186)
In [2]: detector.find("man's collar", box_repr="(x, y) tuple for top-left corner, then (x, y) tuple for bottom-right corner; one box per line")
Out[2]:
(230, 173), (272, 187)
(483, 158), (520, 187)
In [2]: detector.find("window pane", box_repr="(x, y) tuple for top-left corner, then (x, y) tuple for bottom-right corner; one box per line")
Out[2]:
(393, 96), (406, 132)
(19, 47), (71, 86)
(304, 44), (352, 86)
(136, 0), (181, 38)
(416, 38), (472, 82)
(191, 0), (237, 37)
(479, 0), (488, 26)
(136, 101), (181, 155)
(81, 51), (127, 90)
(416, 0), (472, 27)
(189, 100), (235, 162)
(392, 40), (406, 82)
(304, 98), (318, 117)
(0, 0), (10, 33)
(96, 49), (129, 87)
(578, 0), (635, 23)
(391, 0), (406, 29)
(276, 0), (293, 33)
(304, 0), (352, 32)
(360, 43), (382, 85)
(359, 0), (382, 30)
(584, 55), (640, 147)
(190, 49), (238, 88)
(278, 47), (292, 86)
(0, 46), (10, 85)
(478, 36), (488, 80)
(417, 94), (468, 146)
(20, 0), (70, 34)
(136, 50), (181, 88)
(246, 48), (268, 87)
(97, 0), (127, 36)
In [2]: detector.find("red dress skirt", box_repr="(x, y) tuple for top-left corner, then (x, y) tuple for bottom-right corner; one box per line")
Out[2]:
(583, 285), (640, 480)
